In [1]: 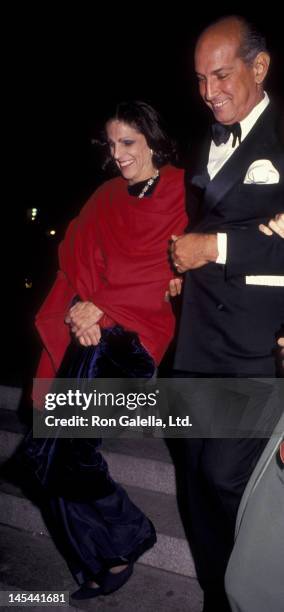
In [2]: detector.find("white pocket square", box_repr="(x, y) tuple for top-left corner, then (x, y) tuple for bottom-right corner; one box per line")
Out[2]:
(243, 159), (279, 184)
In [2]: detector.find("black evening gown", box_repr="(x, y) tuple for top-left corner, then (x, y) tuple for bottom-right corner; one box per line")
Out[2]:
(25, 325), (157, 585)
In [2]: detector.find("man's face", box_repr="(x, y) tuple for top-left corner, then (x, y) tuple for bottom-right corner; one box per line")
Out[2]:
(195, 30), (264, 125)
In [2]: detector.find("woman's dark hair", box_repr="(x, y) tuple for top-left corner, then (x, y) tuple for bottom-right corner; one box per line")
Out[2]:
(96, 100), (176, 171)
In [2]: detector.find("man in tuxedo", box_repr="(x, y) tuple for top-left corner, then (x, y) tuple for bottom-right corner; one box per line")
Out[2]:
(171, 15), (284, 612)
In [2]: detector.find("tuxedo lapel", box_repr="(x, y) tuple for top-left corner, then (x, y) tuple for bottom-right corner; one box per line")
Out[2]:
(190, 130), (211, 189)
(185, 130), (211, 228)
(202, 105), (275, 216)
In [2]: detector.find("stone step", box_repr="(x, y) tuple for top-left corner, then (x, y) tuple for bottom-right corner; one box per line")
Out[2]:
(0, 386), (22, 412)
(0, 404), (172, 463)
(0, 472), (185, 540)
(0, 524), (203, 611)
(0, 395), (196, 579)
(0, 427), (176, 496)
(0, 476), (196, 579)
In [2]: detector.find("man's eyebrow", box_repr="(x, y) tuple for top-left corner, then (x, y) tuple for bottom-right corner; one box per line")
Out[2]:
(195, 66), (234, 77)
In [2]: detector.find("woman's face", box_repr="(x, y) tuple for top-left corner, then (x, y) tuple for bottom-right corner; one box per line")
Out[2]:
(106, 119), (156, 184)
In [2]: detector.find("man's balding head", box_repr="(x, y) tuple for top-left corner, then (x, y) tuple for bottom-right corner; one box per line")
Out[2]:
(195, 16), (270, 124)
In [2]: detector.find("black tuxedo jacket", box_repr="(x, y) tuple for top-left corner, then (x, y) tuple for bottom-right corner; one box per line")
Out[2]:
(174, 104), (284, 376)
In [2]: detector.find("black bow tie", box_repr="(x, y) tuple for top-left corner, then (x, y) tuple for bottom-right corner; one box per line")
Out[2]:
(211, 122), (242, 147)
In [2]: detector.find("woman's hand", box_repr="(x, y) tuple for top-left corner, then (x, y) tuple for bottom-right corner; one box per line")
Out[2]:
(165, 277), (183, 301)
(65, 301), (104, 341)
(77, 323), (102, 346)
(259, 213), (284, 237)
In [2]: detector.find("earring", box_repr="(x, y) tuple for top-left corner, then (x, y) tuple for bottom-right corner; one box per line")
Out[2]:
(150, 149), (154, 156)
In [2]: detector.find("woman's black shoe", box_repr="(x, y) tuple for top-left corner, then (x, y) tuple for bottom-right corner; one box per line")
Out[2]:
(102, 564), (133, 594)
(71, 584), (102, 600)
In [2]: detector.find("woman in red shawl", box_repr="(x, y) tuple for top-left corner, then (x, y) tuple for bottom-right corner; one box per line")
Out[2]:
(27, 101), (187, 600)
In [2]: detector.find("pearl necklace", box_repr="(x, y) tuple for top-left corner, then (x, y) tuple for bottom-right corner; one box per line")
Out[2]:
(137, 169), (160, 199)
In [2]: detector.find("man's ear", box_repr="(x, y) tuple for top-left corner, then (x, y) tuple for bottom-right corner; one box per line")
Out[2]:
(253, 52), (270, 84)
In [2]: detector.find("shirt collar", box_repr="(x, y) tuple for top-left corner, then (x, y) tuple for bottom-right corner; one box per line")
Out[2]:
(240, 91), (270, 140)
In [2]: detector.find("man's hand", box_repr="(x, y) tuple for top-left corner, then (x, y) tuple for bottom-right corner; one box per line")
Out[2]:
(165, 277), (183, 301)
(170, 233), (218, 273)
(277, 337), (284, 373)
(259, 213), (284, 238)
(278, 337), (284, 355)
(65, 301), (104, 340)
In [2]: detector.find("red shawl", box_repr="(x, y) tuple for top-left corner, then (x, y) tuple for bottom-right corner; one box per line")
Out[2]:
(35, 165), (187, 379)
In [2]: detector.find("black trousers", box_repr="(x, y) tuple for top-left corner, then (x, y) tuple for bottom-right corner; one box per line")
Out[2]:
(171, 372), (269, 612)
(177, 437), (267, 611)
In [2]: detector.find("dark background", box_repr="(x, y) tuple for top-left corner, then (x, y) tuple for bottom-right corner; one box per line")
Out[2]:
(4, 6), (284, 386)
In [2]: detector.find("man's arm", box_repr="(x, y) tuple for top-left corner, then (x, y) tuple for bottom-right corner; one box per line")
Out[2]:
(226, 227), (284, 278)
(170, 228), (284, 276)
(170, 213), (284, 276)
